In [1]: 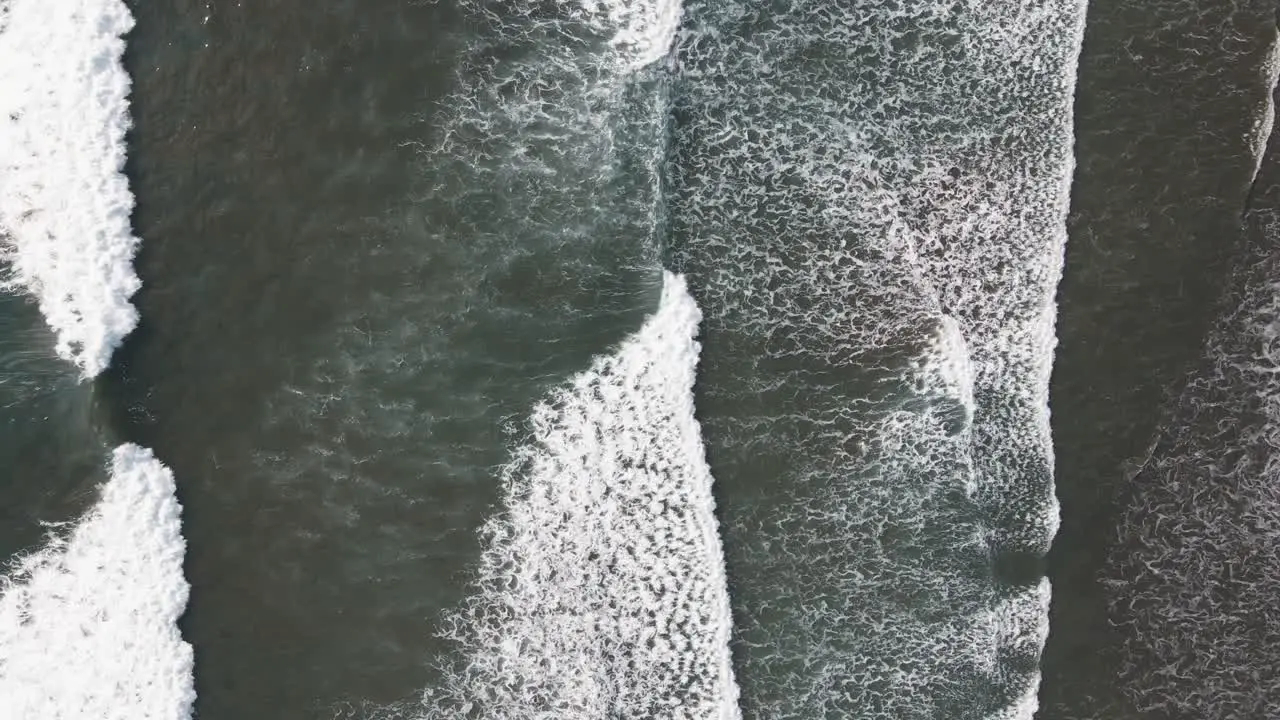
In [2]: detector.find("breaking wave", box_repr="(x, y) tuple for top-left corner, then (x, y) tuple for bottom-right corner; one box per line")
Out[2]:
(0, 444), (194, 720)
(667, 0), (1086, 716)
(0, 0), (142, 378)
(418, 272), (738, 720)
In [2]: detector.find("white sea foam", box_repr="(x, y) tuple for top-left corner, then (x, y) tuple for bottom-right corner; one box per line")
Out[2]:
(1248, 35), (1280, 188)
(573, 0), (682, 70)
(419, 272), (739, 720)
(286, 1), (710, 713)
(0, 444), (194, 720)
(916, 314), (977, 436)
(437, 0), (680, 193)
(983, 580), (1052, 720)
(0, 0), (142, 378)
(668, 0), (1086, 715)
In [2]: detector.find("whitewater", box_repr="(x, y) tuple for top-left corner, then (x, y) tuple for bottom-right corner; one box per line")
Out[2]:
(0, 445), (193, 720)
(0, 1), (193, 719)
(0, 0), (144, 379)
(0, 0), (1106, 718)
(389, 0), (740, 717)
(420, 273), (738, 719)
(668, 0), (1087, 717)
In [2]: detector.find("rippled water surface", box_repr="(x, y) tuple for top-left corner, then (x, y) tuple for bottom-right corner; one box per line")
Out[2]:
(2, 0), (1279, 718)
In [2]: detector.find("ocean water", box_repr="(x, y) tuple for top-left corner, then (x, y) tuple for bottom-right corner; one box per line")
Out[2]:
(1, 1), (1279, 720)
(1094, 99), (1280, 718)
(1039, 0), (1280, 716)
(0, 444), (192, 720)
(667, 1), (1084, 717)
(0, 0), (141, 553)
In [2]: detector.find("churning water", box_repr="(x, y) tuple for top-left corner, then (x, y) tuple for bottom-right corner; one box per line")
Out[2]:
(2, 1), (1278, 719)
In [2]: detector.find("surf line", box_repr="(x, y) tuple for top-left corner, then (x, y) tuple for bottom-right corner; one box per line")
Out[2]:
(0, 3), (196, 719)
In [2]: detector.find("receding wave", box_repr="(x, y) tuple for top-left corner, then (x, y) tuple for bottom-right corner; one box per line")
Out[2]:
(0, 0), (141, 378)
(668, 0), (1086, 716)
(0, 444), (194, 720)
(417, 272), (738, 720)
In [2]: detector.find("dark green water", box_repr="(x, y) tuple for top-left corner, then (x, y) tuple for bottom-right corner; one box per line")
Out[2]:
(110, 4), (477, 714)
(107, 1), (665, 717)
(0, 294), (108, 562)
(2, 0), (1280, 718)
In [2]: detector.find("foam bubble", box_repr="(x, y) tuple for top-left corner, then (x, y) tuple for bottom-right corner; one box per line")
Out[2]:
(419, 272), (739, 720)
(915, 315), (977, 436)
(0, 0), (142, 378)
(0, 443), (194, 720)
